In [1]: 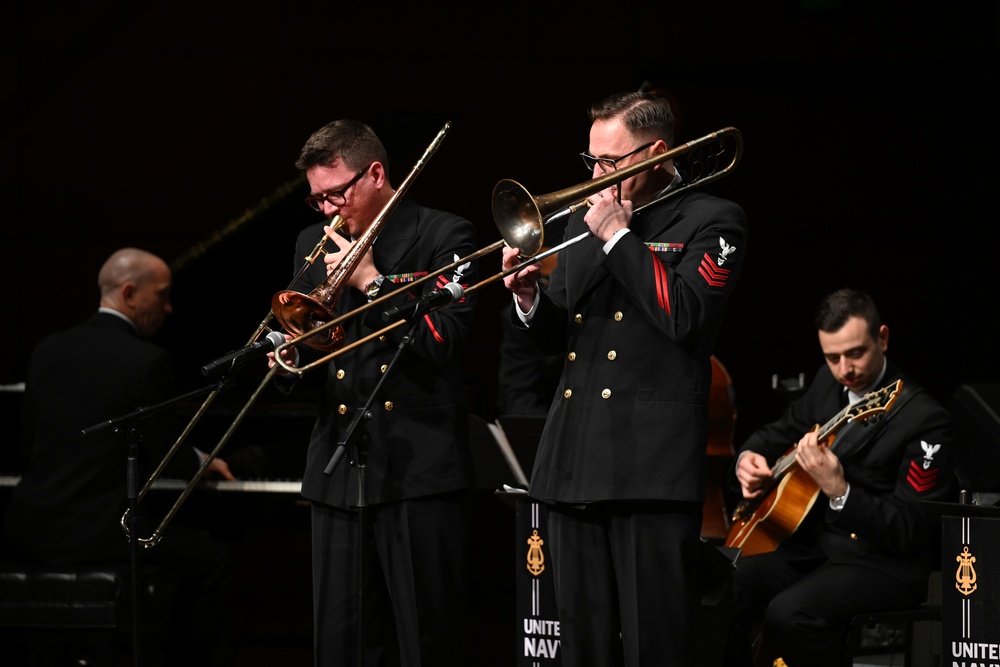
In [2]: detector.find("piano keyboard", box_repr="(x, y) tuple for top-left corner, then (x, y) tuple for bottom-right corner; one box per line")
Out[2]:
(0, 475), (302, 494)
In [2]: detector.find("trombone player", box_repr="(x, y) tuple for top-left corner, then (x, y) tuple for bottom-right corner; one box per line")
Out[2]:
(501, 90), (749, 666)
(269, 119), (478, 667)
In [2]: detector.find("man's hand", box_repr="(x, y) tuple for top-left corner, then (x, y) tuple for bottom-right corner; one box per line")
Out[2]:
(502, 245), (539, 313)
(736, 451), (773, 500)
(323, 224), (379, 292)
(794, 429), (848, 499)
(266, 333), (299, 376)
(584, 188), (633, 243)
(205, 456), (235, 481)
(194, 447), (236, 481)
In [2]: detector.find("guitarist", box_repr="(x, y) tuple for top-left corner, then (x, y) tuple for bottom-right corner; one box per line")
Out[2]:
(722, 288), (955, 667)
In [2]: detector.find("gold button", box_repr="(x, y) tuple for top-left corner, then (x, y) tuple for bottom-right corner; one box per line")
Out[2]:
(567, 352), (577, 362)
(607, 350), (617, 360)
(574, 314), (583, 324)
(379, 335), (388, 342)
(614, 311), (623, 321)
(338, 404), (347, 415)
(850, 533), (858, 540)
(336, 369), (345, 379)
(384, 401), (394, 411)
(601, 389), (611, 399)
(563, 389), (572, 399)
(380, 364), (388, 374)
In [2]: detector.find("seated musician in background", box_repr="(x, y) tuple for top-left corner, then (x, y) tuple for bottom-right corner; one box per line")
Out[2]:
(723, 288), (955, 667)
(3, 247), (235, 666)
(269, 119), (478, 666)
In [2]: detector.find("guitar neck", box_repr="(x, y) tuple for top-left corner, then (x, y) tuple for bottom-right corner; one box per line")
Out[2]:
(750, 403), (853, 501)
(773, 402), (852, 469)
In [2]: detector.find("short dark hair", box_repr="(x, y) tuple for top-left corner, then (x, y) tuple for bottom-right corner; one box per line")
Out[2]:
(814, 288), (882, 339)
(589, 91), (675, 145)
(294, 119), (390, 179)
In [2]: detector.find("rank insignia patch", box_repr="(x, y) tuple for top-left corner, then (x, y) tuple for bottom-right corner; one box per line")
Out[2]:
(907, 460), (939, 493)
(699, 253), (732, 288)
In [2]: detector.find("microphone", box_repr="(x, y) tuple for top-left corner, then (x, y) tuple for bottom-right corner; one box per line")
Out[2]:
(201, 331), (286, 378)
(381, 282), (464, 323)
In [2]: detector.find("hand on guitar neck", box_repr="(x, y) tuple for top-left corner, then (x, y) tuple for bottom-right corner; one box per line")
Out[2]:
(737, 427), (847, 500)
(793, 429), (848, 500)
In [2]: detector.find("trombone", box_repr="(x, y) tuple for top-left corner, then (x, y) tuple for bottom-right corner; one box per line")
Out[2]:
(121, 121), (453, 548)
(120, 217), (346, 548)
(273, 126), (743, 375)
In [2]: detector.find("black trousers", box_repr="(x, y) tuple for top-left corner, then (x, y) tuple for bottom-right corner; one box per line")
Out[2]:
(546, 500), (703, 667)
(311, 490), (471, 667)
(724, 548), (919, 667)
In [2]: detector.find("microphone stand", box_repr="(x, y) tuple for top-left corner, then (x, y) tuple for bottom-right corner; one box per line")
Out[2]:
(322, 315), (421, 667)
(81, 378), (233, 667)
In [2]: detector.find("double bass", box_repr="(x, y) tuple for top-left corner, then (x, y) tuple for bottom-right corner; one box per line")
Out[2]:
(703, 356), (737, 543)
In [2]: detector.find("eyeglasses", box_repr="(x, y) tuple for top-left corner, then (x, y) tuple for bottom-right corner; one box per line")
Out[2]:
(304, 164), (371, 211)
(580, 142), (654, 173)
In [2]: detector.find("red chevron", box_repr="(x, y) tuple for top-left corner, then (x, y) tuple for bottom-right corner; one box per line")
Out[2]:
(698, 253), (731, 288)
(907, 461), (939, 493)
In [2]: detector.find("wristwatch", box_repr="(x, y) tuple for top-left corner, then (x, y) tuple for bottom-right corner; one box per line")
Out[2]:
(829, 483), (850, 511)
(364, 274), (385, 300)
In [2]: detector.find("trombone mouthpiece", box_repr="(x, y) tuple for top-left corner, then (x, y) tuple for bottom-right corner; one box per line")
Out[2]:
(327, 214), (346, 233)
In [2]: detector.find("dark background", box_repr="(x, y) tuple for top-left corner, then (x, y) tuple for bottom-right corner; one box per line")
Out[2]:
(3, 1), (999, 664)
(4, 1), (998, 440)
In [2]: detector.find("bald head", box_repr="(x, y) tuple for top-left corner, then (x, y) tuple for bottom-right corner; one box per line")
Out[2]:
(98, 248), (173, 337)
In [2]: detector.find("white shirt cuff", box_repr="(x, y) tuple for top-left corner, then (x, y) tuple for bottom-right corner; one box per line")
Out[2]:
(829, 483), (851, 511)
(514, 287), (540, 325)
(602, 228), (631, 254)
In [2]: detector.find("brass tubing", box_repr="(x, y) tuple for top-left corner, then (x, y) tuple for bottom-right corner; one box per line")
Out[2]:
(274, 127), (742, 374)
(121, 219), (346, 545)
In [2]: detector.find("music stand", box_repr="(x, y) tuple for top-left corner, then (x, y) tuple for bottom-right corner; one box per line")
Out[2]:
(468, 415), (522, 491)
(947, 383), (1000, 494)
(923, 499), (1000, 521)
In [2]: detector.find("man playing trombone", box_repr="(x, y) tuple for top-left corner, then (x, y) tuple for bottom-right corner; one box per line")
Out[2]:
(501, 90), (749, 666)
(270, 119), (478, 667)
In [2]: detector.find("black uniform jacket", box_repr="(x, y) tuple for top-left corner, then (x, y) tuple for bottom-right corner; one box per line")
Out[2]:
(4, 312), (200, 565)
(520, 188), (748, 504)
(290, 198), (478, 508)
(731, 361), (955, 589)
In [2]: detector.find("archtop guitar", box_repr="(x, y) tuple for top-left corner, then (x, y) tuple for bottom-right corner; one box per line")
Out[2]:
(724, 379), (903, 557)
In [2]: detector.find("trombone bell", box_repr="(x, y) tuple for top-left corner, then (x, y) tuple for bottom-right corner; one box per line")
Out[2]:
(271, 291), (346, 352)
(491, 180), (545, 257)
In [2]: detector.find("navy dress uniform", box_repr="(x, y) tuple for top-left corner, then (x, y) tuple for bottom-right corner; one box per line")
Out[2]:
(515, 185), (748, 665)
(286, 196), (478, 667)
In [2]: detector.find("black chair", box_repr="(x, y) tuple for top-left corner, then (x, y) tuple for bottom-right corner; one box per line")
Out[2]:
(0, 560), (176, 666)
(842, 569), (942, 667)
